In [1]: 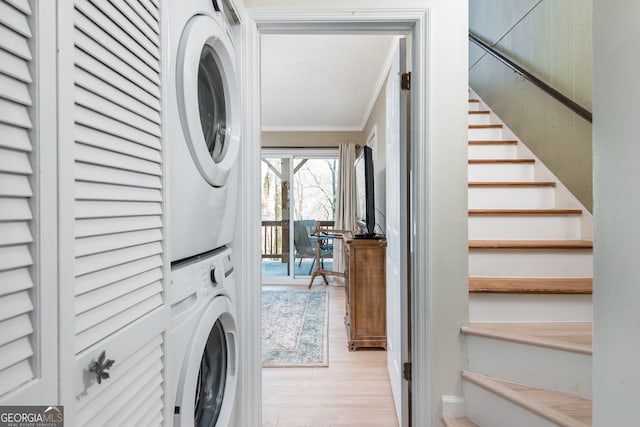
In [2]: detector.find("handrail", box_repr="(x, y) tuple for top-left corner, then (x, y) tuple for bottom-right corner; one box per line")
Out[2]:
(469, 32), (592, 123)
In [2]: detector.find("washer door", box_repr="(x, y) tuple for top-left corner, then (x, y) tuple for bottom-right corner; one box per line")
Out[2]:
(176, 297), (238, 427)
(177, 14), (240, 188)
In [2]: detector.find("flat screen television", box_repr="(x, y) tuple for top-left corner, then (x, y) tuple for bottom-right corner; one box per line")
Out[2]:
(354, 145), (380, 238)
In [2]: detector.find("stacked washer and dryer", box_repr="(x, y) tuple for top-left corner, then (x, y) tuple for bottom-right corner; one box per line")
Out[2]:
(166, 0), (242, 426)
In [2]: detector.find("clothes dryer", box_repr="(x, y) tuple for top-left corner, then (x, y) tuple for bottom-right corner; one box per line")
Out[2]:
(167, 0), (241, 262)
(167, 248), (237, 427)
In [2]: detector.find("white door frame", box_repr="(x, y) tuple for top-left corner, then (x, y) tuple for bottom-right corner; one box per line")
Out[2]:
(237, 8), (431, 426)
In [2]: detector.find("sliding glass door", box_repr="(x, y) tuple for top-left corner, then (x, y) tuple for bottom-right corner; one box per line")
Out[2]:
(261, 149), (338, 284)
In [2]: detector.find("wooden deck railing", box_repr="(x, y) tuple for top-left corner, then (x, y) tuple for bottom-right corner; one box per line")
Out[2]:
(261, 220), (335, 260)
(262, 220), (284, 259)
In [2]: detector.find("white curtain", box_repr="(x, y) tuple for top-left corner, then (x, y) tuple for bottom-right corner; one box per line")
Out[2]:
(333, 143), (356, 286)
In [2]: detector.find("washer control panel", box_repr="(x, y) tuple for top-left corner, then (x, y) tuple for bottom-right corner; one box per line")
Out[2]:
(207, 250), (233, 286)
(169, 247), (233, 305)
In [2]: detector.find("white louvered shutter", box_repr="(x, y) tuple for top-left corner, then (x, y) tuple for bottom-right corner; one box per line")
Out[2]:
(70, 0), (166, 423)
(0, 0), (38, 399)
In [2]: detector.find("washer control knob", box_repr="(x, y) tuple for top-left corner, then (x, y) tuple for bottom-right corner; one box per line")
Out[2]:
(210, 267), (223, 285)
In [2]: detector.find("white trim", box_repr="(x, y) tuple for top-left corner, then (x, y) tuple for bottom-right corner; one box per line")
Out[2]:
(261, 147), (339, 158)
(234, 12), (262, 427)
(159, 0), (170, 424)
(366, 125), (377, 148)
(250, 9), (427, 33)
(57, 0), (78, 420)
(261, 125), (364, 132)
(35, 0), (58, 403)
(242, 8), (430, 427)
(410, 11), (431, 426)
(359, 36), (399, 131)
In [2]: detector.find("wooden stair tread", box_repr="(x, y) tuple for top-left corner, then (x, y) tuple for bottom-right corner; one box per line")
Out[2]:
(442, 416), (480, 427)
(468, 139), (517, 145)
(468, 181), (556, 187)
(468, 158), (534, 164)
(462, 322), (592, 353)
(469, 99), (480, 103)
(468, 110), (490, 114)
(462, 371), (592, 427)
(469, 277), (592, 294)
(469, 124), (503, 129)
(469, 209), (582, 215)
(469, 240), (593, 249)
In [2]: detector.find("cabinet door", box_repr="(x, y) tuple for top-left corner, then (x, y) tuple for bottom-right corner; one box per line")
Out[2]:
(0, 0), (58, 405)
(57, 0), (169, 424)
(351, 243), (386, 338)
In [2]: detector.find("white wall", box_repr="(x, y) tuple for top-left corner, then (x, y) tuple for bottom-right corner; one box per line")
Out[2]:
(424, 4), (469, 426)
(245, 2), (469, 426)
(593, 1), (640, 425)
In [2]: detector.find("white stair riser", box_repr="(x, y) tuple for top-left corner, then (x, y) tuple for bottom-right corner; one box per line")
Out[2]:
(463, 381), (559, 427)
(468, 127), (504, 140)
(469, 294), (593, 322)
(468, 163), (535, 181)
(468, 215), (582, 240)
(469, 187), (555, 209)
(466, 335), (592, 398)
(468, 113), (491, 125)
(468, 145), (517, 159)
(469, 249), (593, 277)
(468, 101), (482, 111)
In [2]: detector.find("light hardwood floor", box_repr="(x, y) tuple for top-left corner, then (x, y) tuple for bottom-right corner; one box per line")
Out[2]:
(262, 284), (399, 427)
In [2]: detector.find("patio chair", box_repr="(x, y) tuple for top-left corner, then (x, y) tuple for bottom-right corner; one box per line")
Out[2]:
(293, 220), (333, 274)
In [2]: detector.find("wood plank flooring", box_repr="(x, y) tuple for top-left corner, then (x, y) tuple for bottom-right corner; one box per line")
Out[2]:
(442, 416), (480, 427)
(262, 285), (399, 427)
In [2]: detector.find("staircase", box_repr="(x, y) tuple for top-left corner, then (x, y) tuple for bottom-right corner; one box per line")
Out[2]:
(449, 91), (593, 427)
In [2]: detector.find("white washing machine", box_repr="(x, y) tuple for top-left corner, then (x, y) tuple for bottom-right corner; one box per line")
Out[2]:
(167, 0), (241, 262)
(168, 247), (238, 426)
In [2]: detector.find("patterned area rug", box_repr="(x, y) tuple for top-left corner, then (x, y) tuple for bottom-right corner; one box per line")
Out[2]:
(261, 289), (329, 367)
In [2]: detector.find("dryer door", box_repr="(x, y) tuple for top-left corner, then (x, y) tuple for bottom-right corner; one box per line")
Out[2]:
(177, 14), (240, 188)
(176, 297), (238, 426)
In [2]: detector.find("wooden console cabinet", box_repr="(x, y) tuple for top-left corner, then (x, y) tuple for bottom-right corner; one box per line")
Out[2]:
(343, 236), (387, 351)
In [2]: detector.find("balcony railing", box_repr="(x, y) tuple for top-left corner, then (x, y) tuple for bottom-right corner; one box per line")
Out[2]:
(261, 220), (335, 260)
(262, 220), (284, 260)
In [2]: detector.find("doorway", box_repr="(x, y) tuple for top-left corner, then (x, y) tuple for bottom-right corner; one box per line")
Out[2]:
(236, 8), (432, 427)
(259, 32), (401, 425)
(258, 32), (408, 427)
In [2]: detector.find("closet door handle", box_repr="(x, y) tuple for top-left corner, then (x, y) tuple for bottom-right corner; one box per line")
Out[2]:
(88, 351), (115, 385)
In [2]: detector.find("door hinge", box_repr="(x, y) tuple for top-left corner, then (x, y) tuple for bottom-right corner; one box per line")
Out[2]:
(401, 72), (411, 91)
(403, 362), (412, 381)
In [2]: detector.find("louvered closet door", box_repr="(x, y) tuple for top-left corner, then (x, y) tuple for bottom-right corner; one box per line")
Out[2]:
(69, 0), (167, 424)
(0, 0), (55, 403)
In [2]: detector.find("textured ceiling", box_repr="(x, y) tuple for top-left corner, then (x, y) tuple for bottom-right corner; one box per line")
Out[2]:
(260, 34), (396, 131)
